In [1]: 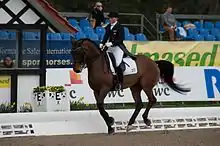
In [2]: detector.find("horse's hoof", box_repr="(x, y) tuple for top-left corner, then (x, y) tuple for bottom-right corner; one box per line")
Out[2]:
(109, 117), (115, 126)
(126, 125), (134, 133)
(144, 118), (151, 126)
(108, 127), (115, 135)
(162, 130), (169, 134)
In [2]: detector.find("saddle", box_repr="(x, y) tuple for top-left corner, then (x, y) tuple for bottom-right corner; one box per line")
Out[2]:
(102, 45), (133, 71)
(103, 50), (137, 91)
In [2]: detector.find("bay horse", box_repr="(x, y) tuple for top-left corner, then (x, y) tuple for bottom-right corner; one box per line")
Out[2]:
(71, 38), (190, 135)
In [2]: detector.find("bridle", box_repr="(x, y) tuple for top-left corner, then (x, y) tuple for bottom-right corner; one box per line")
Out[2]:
(71, 42), (87, 70)
(71, 40), (104, 70)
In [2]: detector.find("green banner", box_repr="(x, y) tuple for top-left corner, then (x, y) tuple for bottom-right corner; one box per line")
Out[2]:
(125, 41), (220, 66)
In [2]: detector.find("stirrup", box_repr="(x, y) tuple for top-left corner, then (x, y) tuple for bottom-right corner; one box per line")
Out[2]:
(115, 83), (122, 91)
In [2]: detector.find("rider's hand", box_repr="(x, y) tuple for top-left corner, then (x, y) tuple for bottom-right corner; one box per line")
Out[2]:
(105, 42), (113, 47)
(99, 43), (104, 49)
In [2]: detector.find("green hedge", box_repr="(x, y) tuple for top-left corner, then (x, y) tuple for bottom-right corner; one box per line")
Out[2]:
(1, 96), (219, 113)
(70, 98), (220, 111)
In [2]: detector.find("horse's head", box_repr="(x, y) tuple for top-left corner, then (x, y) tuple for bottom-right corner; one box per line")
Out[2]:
(71, 38), (101, 73)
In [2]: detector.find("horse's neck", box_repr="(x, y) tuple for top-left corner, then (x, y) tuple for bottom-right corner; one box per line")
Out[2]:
(84, 41), (104, 78)
(86, 55), (103, 75)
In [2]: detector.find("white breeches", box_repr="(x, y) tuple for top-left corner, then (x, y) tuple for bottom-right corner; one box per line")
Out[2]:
(107, 46), (124, 67)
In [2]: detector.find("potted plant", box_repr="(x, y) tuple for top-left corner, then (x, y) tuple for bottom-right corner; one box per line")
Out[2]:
(0, 102), (16, 113)
(19, 102), (32, 112)
(32, 86), (70, 112)
(33, 86), (65, 93)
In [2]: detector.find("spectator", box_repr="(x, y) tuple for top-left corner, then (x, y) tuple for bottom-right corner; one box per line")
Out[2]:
(90, 2), (105, 28)
(0, 56), (14, 68)
(162, 5), (177, 40)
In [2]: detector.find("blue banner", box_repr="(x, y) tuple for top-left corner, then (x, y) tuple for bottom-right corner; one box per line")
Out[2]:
(0, 40), (94, 68)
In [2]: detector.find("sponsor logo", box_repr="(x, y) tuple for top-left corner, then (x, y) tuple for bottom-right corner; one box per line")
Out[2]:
(204, 69), (220, 98)
(108, 91), (124, 98)
(69, 70), (83, 84)
(108, 82), (170, 98)
(153, 87), (170, 96)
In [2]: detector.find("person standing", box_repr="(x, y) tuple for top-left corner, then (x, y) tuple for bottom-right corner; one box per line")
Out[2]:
(90, 2), (105, 28)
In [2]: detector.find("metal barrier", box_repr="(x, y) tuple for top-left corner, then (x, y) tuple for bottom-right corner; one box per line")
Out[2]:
(59, 12), (157, 40)
(156, 13), (220, 40)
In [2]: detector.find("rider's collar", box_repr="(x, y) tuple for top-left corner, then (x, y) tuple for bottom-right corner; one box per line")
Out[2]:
(111, 21), (118, 27)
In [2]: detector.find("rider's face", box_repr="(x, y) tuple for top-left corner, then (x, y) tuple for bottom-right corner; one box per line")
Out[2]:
(109, 17), (118, 24)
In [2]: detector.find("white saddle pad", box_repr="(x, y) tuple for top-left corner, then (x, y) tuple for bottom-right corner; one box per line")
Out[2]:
(106, 53), (138, 76)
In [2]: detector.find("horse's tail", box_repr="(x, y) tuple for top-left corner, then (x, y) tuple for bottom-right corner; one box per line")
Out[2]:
(155, 60), (191, 94)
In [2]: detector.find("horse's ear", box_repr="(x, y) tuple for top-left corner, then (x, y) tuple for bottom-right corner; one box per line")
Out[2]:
(71, 36), (77, 46)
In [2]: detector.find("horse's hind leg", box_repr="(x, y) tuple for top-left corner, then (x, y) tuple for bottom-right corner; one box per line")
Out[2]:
(142, 88), (157, 126)
(127, 84), (143, 132)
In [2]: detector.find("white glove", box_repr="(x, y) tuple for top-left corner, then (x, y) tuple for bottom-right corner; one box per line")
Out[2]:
(99, 43), (103, 48)
(105, 42), (113, 47)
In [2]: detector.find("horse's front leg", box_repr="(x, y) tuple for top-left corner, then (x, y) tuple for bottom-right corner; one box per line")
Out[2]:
(94, 88), (115, 135)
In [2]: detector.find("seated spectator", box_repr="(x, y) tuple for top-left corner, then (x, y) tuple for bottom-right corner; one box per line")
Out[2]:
(0, 56), (14, 68)
(90, 2), (105, 28)
(162, 5), (177, 40)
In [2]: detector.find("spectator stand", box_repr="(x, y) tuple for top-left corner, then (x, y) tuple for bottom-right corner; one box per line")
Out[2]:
(0, 0), (77, 111)
(156, 13), (220, 41)
(60, 12), (157, 41)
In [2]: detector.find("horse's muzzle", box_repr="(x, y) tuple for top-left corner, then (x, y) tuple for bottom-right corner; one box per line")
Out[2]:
(73, 63), (82, 73)
(74, 69), (81, 73)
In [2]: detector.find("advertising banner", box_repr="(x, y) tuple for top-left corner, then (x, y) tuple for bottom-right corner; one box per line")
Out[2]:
(0, 76), (11, 103)
(46, 67), (220, 104)
(1, 40), (219, 68)
(0, 40), (73, 68)
(125, 41), (220, 66)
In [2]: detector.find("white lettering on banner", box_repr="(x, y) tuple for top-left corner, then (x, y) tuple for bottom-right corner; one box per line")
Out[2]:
(46, 67), (220, 104)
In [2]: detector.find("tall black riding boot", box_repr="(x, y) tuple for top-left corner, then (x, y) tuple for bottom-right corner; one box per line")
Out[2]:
(115, 66), (123, 91)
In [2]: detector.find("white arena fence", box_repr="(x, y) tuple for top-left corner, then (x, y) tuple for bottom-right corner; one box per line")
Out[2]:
(0, 107), (220, 138)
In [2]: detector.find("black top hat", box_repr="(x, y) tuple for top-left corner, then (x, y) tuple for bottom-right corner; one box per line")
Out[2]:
(108, 12), (118, 18)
